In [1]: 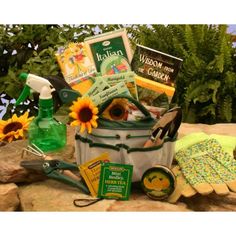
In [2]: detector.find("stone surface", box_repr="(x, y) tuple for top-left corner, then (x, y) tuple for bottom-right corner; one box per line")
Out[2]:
(0, 135), (75, 183)
(0, 183), (20, 211)
(178, 123), (236, 138)
(107, 194), (190, 211)
(19, 179), (116, 211)
(2, 123), (236, 211)
(18, 179), (190, 212)
(180, 192), (236, 211)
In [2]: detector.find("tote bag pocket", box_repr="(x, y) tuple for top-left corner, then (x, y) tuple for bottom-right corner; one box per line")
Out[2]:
(124, 146), (163, 182)
(124, 136), (176, 182)
(75, 133), (122, 164)
(162, 138), (176, 167)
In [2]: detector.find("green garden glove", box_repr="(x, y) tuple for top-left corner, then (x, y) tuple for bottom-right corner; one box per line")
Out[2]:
(196, 138), (236, 192)
(168, 165), (196, 203)
(176, 148), (214, 195)
(176, 138), (236, 196)
(209, 134), (236, 156)
(176, 132), (236, 157)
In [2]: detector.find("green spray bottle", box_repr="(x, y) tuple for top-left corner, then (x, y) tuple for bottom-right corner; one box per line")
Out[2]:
(15, 73), (67, 152)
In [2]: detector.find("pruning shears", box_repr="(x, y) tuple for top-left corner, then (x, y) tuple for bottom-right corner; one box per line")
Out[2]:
(20, 159), (90, 194)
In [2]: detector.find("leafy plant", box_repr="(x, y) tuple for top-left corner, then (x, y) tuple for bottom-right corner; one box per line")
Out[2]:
(0, 24), (235, 124)
(0, 24), (121, 119)
(127, 24), (236, 123)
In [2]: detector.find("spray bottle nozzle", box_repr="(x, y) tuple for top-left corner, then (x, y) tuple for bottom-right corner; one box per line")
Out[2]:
(15, 73), (54, 106)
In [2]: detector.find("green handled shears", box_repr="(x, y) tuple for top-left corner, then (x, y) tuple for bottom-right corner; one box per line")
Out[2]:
(20, 159), (89, 194)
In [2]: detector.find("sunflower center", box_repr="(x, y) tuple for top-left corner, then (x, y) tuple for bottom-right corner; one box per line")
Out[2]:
(109, 104), (125, 120)
(78, 107), (93, 122)
(3, 121), (23, 134)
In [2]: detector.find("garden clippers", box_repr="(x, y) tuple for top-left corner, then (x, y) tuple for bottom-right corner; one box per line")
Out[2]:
(20, 159), (90, 194)
(21, 144), (90, 194)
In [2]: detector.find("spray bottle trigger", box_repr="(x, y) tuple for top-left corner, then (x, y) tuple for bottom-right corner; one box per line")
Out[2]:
(15, 85), (30, 106)
(59, 89), (81, 104)
(19, 73), (28, 81)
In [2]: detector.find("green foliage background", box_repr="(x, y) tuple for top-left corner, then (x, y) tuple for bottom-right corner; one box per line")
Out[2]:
(0, 24), (235, 123)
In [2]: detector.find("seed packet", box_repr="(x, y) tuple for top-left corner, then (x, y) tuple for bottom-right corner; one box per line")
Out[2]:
(55, 42), (96, 94)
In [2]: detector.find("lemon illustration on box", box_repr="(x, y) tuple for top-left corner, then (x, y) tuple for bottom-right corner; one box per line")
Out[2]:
(141, 165), (176, 200)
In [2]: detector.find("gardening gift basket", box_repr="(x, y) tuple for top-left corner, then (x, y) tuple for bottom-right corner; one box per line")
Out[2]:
(58, 27), (182, 201)
(75, 95), (180, 183)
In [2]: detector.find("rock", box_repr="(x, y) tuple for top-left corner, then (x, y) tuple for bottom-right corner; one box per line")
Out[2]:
(181, 192), (236, 211)
(178, 123), (236, 138)
(107, 193), (190, 211)
(0, 137), (75, 184)
(19, 179), (190, 212)
(0, 183), (20, 211)
(3, 123), (236, 211)
(19, 179), (116, 211)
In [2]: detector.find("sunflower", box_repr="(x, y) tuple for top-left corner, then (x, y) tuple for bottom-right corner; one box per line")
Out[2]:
(0, 111), (34, 143)
(69, 97), (98, 133)
(102, 98), (128, 121)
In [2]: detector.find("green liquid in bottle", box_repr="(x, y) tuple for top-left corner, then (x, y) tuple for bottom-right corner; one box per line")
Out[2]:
(28, 98), (67, 152)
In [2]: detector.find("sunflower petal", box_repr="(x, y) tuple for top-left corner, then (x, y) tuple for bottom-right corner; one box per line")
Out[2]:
(28, 116), (34, 122)
(70, 120), (80, 126)
(92, 107), (98, 114)
(0, 120), (7, 126)
(80, 123), (86, 133)
(11, 114), (18, 122)
(14, 133), (20, 139)
(83, 97), (91, 105)
(18, 129), (24, 137)
(93, 115), (99, 121)
(69, 105), (75, 111)
(18, 114), (33, 125)
(69, 111), (78, 119)
(90, 119), (98, 128)
(7, 135), (14, 143)
(20, 111), (29, 120)
(86, 122), (92, 133)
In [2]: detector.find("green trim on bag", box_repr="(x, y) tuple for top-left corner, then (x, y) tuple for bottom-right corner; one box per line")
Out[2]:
(97, 117), (156, 130)
(128, 144), (164, 152)
(89, 133), (120, 139)
(75, 133), (177, 153)
(75, 133), (120, 151)
(126, 134), (150, 139)
(116, 143), (129, 149)
(89, 142), (120, 151)
(75, 134), (90, 143)
(127, 136), (177, 153)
